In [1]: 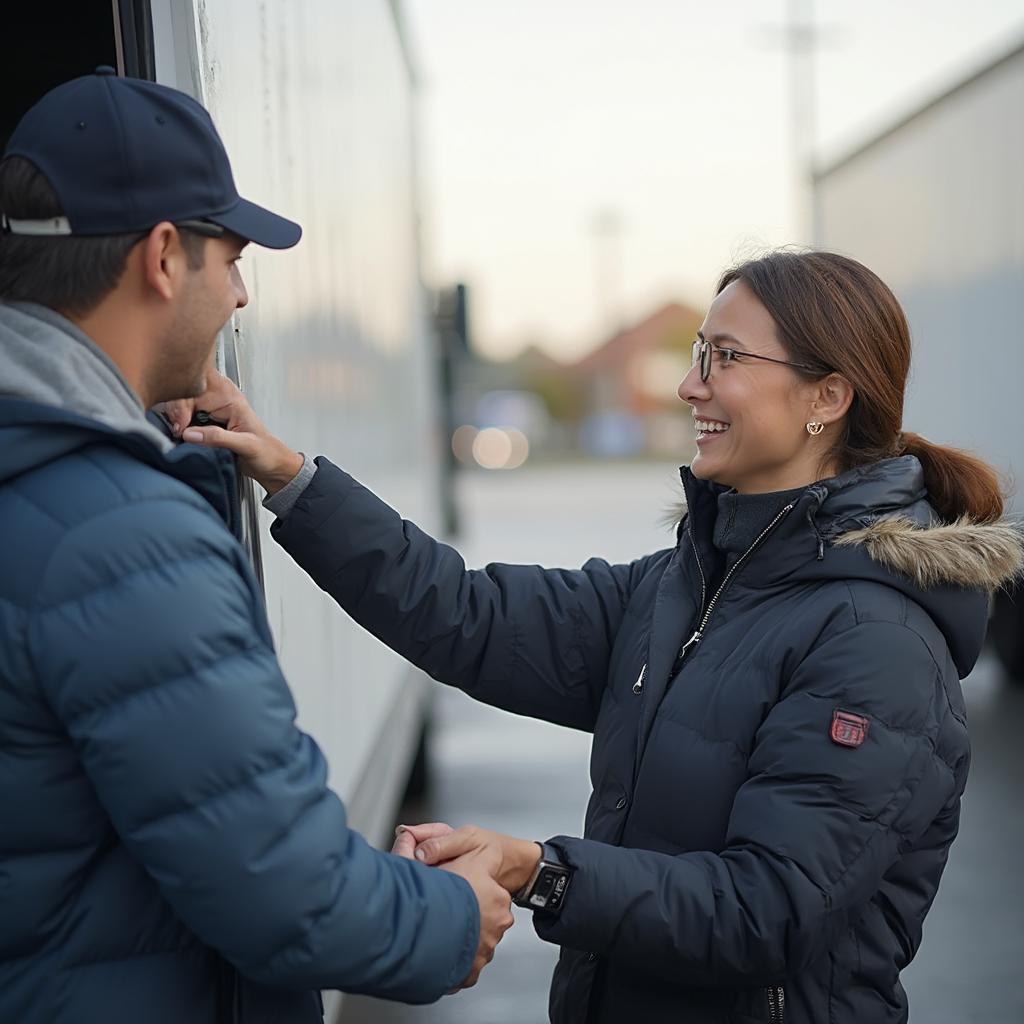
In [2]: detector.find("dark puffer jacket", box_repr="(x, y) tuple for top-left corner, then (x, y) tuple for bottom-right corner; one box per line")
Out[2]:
(0, 400), (477, 1024)
(271, 454), (1022, 1024)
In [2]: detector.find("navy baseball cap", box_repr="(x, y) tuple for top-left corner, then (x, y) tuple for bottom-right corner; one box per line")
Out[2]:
(1, 66), (301, 249)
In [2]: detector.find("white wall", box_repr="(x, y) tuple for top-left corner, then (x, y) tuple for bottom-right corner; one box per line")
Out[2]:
(816, 48), (1024, 509)
(152, 0), (440, 812)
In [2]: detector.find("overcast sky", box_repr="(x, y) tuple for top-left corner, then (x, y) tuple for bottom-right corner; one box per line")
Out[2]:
(403, 0), (1024, 360)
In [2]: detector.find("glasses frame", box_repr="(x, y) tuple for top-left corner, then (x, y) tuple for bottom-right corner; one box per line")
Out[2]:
(691, 338), (823, 383)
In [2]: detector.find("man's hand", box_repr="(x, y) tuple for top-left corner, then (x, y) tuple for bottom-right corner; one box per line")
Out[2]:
(440, 842), (515, 990)
(165, 370), (303, 495)
(393, 823), (521, 990)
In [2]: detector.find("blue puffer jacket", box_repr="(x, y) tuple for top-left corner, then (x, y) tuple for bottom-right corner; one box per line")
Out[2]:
(0, 400), (478, 1024)
(269, 455), (1022, 1024)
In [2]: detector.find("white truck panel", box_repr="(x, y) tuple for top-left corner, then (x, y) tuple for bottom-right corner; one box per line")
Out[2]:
(152, 0), (440, 839)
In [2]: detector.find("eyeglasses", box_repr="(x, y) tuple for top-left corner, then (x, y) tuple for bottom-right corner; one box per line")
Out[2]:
(691, 338), (823, 383)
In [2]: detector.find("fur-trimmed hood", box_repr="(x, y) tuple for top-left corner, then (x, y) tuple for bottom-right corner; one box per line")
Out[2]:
(675, 456), (1024, 595)
(835, 516), (1024, 593)
(678, 456), (1024, 678)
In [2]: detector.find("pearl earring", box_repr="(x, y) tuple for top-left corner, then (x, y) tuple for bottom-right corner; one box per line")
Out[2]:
(806, 421), (824, 436)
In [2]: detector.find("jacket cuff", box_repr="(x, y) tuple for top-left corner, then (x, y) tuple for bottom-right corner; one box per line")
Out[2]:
(531, 835), (612, 951)
(439, 869), (481, 993)
(262, 452), (317, 519)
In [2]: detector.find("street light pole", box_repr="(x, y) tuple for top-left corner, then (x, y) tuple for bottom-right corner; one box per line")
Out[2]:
(591, 207), (624, 337)
(787, 0), (817, 241)
(759, 0), (826, 242)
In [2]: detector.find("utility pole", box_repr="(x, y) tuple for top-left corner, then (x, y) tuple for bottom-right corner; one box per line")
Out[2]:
(788, 0), (817, 241)
(760, 0), (830, 242)
(590, 207), (624, 337)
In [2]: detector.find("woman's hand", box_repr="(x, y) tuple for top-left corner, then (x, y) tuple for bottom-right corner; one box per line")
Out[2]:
(412, 824), (542, 896)
(164, 370), (304, 495)
(391, 822), (454, 860)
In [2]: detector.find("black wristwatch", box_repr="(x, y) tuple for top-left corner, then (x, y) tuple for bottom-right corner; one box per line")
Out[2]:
(513, 843), (573, 913)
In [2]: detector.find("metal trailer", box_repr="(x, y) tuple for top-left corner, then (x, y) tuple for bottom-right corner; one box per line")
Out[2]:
(813, 38), (1024, 679)
(3, 3), (442, 1014)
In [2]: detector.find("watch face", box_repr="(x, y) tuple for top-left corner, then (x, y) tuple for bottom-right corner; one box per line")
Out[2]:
(530, 866), (570, 910)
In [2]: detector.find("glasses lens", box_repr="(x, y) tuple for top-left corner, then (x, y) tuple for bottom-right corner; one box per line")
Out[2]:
(692, 340), (711, 381)
(700, 341), (712, 381)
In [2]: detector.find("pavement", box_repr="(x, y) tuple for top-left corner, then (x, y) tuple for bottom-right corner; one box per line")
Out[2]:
(342, 461), (1024, 1024)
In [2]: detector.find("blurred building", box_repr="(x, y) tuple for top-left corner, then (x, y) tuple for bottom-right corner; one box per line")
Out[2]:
(446, 294), (703, 464)
(570, 302), (702, 457)
(814, 33), (1024, 681)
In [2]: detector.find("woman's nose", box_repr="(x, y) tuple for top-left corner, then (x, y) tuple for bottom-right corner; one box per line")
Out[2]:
(678, 363), (710, 404)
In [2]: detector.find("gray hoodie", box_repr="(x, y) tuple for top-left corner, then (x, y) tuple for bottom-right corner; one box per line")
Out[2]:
(0, 300), (172, 452)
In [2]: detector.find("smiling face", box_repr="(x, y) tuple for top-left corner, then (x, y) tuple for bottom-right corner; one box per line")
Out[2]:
(678, 279), (838, 493)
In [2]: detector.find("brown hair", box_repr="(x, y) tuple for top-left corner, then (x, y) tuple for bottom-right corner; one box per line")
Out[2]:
(0, 156), (206, 317)
(718, 250), (1003, 523)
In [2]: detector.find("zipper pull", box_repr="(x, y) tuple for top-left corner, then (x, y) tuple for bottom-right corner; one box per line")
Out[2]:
(678, 630), (702, 660)
(632, 664), (646, 694)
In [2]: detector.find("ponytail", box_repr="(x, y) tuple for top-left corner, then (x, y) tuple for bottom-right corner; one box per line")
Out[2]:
(718, 251), (1008, 526)
(900, 431), (1004, 524)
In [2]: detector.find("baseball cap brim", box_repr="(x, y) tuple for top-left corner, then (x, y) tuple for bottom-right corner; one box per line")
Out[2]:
(206, 197), (302, 250)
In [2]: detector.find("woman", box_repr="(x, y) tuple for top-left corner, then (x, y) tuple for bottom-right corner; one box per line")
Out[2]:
(180, 250), (1022, 1024)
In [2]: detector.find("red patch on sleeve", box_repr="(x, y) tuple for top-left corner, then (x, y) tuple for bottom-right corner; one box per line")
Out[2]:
(831, 709), (870, 748)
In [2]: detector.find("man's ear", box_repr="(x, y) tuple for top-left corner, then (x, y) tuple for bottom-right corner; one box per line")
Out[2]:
(815, 373), (855, 425)
(141, 222), (185, 301)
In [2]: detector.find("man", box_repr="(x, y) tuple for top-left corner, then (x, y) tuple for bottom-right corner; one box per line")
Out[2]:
(0, 69), (511, 1024)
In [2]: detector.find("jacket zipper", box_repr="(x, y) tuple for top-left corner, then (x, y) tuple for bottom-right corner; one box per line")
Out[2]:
(679, 503), (795, 665)
(632, 663), (646, 694)
(767, 984), (786, 1023)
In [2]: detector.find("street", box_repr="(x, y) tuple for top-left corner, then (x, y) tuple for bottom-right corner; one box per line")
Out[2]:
(343, 461), (1024, 1024)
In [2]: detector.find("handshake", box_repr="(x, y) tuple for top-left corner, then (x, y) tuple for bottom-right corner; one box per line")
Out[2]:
(391, 823), (542, 990)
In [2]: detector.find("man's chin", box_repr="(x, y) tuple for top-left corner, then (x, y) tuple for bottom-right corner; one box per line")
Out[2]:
(149, 375), (206, 411)
(183, 362), (212, 400)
